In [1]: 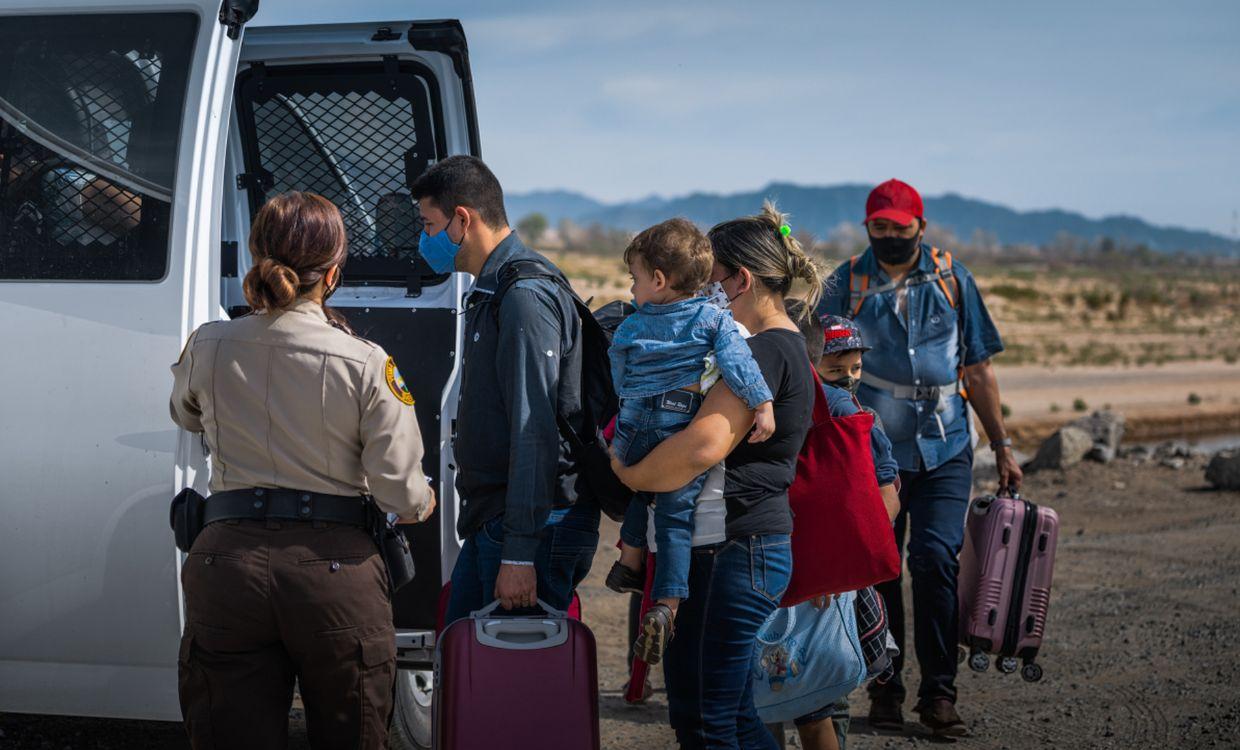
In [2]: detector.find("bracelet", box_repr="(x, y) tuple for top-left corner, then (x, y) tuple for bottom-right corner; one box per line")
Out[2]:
(989, 437), (1013, 451)
(501, 559), (536, 567)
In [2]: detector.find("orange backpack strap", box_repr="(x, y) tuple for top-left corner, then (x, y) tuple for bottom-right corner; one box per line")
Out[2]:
(848, 255), (869, 317)
(929, 247), (959, 309)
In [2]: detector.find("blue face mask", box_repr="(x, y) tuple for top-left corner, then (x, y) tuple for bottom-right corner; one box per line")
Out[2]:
(418, 215), (462, 274)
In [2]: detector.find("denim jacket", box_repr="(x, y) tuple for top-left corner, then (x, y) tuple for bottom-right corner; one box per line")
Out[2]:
(455, 234), (584, 562)
(609, 297), (772, 409)
(817, 245), (1003, 472)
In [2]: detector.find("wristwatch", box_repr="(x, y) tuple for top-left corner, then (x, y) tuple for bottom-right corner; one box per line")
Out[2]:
(989, 437), (1013, 451)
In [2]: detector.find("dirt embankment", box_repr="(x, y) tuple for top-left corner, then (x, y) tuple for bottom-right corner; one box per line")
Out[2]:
(3, 460), (1238, 749)
(995, 360), (1240, 449)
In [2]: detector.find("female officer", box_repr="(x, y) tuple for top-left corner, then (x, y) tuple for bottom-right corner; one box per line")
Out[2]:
(170, 191), (436, 749)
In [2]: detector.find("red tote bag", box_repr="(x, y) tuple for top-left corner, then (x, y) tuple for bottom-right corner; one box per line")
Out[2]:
(782, 371), (901, 606)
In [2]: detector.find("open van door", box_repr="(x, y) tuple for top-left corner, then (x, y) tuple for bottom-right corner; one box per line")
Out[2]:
(0, 0), (254, 721)
(220, 20), (480, 748)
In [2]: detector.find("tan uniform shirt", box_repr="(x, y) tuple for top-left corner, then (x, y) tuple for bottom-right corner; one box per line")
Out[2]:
(170, 299), (432, 519)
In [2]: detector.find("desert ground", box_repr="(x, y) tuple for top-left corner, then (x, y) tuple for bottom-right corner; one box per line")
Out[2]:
(3, 455), (1238, 749)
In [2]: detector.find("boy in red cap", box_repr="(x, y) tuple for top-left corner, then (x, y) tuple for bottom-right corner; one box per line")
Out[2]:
(816, 179), (1021, 738)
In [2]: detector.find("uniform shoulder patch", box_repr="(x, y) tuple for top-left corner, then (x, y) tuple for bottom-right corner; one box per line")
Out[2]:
(384, 357), (415, 406)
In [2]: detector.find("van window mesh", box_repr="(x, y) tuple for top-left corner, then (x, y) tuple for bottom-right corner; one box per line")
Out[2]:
(253, 91), (423, 261)
(236, 63), (442, 282)
(0, 13), (197, 281)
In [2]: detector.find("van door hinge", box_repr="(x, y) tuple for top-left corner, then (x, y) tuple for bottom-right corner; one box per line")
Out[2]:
(405, 273), (423, 298)
(221, 240), (239, 278)
(218, 0), (260, 40)
(236, 169), (274, 192)
(382, 55), (401, 94)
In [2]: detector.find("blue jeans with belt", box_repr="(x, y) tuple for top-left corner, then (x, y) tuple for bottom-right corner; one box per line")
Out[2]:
(615, 390), (707, 601)
(445, 502), (600, 624)
(663, 534), (793, 749)
(870, 442), (973, 705)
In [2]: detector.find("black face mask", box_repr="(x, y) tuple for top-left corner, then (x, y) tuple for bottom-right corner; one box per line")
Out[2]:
(827, 375), (860, 395)
(869, 233), (920, 265)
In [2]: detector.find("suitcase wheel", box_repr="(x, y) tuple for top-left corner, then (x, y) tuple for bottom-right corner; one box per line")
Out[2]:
(1021, 662), (1044, 683)
(968, 651), (989, 673)
(956, 646), (966, 665)
(998, 656), (1019, 674)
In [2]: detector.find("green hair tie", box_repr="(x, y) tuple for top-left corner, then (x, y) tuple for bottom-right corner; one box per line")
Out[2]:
(779, 224), (792, 237)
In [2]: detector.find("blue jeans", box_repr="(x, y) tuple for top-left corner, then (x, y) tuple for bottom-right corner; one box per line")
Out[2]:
(663, 534), (792, 749)
(615, 392), (707, 601)
(445, 502), (600, 624)
(870, 443), (973, 705)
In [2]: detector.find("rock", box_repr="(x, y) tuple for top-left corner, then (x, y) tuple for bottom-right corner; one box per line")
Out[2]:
(1070, 410), (1125, 463)
(1026, 425), (1093, 471)
(1088, 444), (1117, 463)
(1161, 457), (1186, 470)
(1205, 450), (1240, 490)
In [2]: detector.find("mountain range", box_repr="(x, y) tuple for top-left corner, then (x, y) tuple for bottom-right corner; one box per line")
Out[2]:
(506, 183), (1239, 255)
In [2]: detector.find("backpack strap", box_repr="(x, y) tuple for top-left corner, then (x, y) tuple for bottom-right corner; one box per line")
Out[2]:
(929, 247), (971, 398)
(929, 247), (959, 310)
(847, 255), (869, 318)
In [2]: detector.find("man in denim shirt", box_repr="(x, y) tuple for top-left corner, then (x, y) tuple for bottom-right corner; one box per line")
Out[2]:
(817, 179), (1022, 738)
(411, 156), (599, 622)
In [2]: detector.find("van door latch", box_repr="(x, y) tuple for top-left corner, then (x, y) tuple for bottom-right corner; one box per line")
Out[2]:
(236, 169), (274, 193)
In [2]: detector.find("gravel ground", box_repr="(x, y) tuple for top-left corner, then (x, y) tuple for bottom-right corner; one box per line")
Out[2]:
(4, 457), (1238, 749)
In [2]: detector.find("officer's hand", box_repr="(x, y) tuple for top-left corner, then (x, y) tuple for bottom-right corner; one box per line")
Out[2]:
(398, 488), (436, 524)
(996, 447), (1024, 493)
(495, 564), (537, 610)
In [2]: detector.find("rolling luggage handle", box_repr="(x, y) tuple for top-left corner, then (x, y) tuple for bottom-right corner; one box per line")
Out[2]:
(471, 599), (570, 650)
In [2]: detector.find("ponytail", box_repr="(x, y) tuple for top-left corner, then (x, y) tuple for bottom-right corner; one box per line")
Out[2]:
(709, 200), (824, 318)
(243, 256), (300, 311)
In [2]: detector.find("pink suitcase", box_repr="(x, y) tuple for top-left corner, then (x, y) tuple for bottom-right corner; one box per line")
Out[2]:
(434, 599), (600, 749)
(957, 491), (1059, 682)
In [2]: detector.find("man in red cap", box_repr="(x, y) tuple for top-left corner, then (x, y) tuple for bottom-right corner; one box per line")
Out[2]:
(817, 179), (1022, 737)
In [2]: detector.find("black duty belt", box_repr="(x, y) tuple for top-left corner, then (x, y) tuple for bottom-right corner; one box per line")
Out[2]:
(205, 488), (369, 528)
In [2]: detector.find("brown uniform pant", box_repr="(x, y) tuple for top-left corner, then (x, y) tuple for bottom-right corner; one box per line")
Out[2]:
(178, 519), (395, 749)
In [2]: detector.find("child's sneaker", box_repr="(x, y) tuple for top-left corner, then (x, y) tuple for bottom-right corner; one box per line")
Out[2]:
(633, 603), (675, 665)
(605, 560), (644, 594)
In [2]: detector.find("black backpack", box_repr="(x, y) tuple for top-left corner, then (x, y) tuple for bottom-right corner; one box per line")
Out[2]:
(493, 260), (635, 521)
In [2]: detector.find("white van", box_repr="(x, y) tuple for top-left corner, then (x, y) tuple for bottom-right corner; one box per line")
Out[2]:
(0, 2), (479, 746)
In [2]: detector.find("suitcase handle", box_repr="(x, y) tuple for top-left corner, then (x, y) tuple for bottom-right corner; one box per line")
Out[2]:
(474, 617), (570, 650)
(471, 599), (572, 650)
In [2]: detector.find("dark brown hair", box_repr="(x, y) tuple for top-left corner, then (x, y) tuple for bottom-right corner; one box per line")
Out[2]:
(623, 217), (713, 293)
(408, 155), (509, 229)
(243, 192), (350, 327)
(709, 201), (824, 318)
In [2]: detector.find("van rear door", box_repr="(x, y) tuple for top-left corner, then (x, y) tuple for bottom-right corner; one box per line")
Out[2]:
(226, 21), (480, 643)
(0, 0), (251, 721)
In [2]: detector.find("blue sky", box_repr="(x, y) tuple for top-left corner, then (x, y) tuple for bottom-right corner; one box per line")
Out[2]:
(259, 1), (1240, 236)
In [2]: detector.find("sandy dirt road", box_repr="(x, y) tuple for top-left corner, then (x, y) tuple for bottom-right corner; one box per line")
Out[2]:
(3, 457), (1238, 749)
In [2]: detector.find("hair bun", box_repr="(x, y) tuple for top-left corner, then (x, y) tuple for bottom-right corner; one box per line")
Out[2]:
(243, 256), (300, 311)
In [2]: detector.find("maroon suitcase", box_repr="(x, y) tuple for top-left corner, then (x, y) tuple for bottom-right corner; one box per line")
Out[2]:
(434, 599), (600, 749)
(957, 491), (1059, 682)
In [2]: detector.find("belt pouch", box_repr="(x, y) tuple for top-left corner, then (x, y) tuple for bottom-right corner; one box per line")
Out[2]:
(170, 488), (207, 552)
